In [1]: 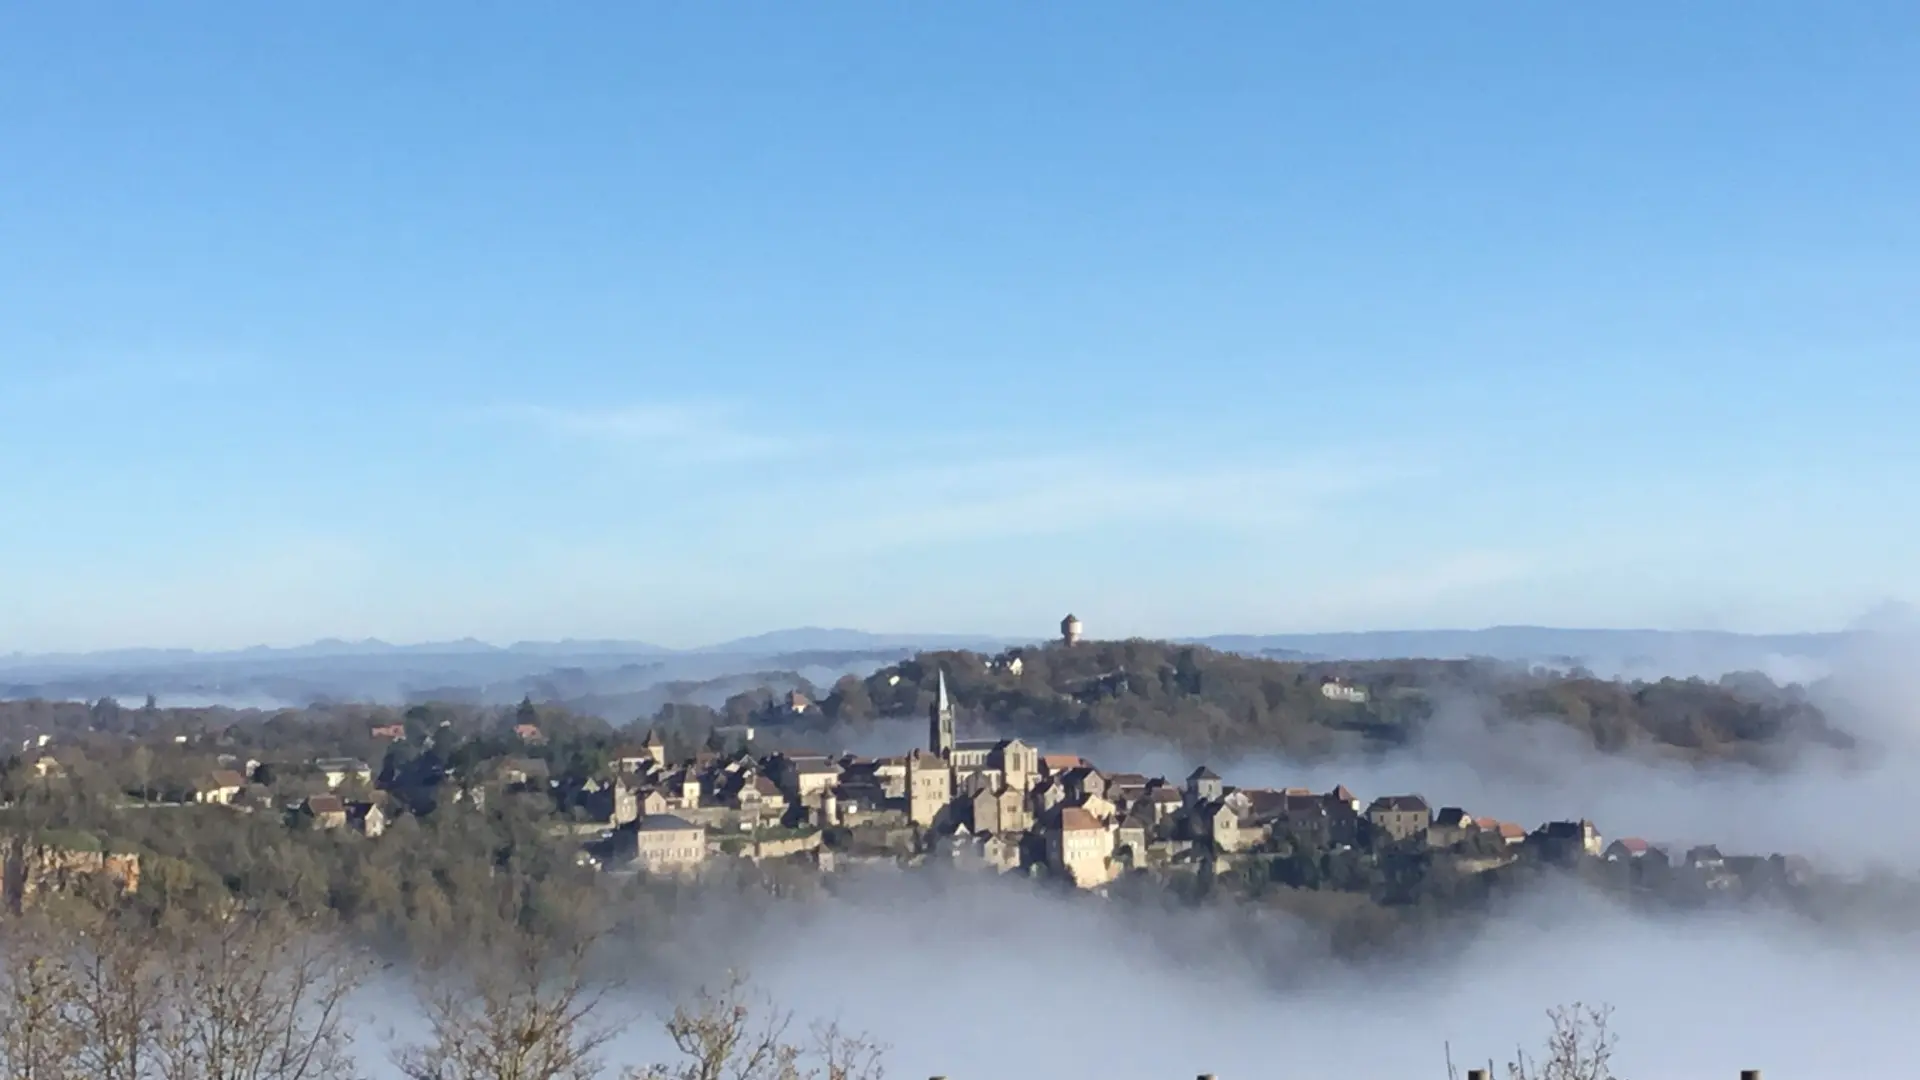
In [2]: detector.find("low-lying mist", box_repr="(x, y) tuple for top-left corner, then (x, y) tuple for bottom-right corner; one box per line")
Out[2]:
(352, 868), (1914, 1080)
(477, 636), (1920, 1078)
(808, 633), (1920, 871)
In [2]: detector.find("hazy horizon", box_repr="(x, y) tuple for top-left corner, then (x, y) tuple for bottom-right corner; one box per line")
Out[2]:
(2, 616), (1902, 662)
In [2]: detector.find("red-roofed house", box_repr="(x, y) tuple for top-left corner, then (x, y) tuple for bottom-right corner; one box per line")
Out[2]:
(1041, 754), (1085, 776)
(1605, 837), (1652, 861)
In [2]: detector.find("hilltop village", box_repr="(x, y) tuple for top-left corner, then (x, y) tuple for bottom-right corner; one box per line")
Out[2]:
(570, 667), (1809, 899)
(0, 616), (1828, 916)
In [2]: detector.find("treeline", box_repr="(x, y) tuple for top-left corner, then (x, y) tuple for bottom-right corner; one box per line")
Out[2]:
(0, 883), (888, 1080)
(0, 641), (1849, 772)
(0, 779), (814, 960)
(788, 641), (1851, 762)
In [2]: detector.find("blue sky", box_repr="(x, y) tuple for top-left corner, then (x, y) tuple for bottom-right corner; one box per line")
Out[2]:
(2, 4), (1917, 652)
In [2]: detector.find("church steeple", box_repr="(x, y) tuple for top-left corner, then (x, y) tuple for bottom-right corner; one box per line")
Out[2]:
(929, 670), (955, 758)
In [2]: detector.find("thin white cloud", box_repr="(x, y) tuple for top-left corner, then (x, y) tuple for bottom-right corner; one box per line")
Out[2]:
(480, 402), (808, 463)
(17, 355), (251, 405)
(742, 452), (1420, 558)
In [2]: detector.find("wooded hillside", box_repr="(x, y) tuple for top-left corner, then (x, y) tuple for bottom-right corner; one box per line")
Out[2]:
(806, 640), (1850, 762)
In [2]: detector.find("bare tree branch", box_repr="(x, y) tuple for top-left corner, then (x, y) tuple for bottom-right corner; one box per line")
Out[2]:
(398, 926), (622, 1080)
(154, 907), (366, 1080)
(639, 973), (887, 1080)
(0, 917), (84, 1080)
(1507, 1003), (1620, 1080)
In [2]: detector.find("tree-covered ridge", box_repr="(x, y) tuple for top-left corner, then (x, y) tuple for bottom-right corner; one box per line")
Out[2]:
(806, 640), (1851, 762)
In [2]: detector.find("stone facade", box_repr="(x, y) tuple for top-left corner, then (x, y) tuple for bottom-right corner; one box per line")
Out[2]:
(634, 815), (707, 874)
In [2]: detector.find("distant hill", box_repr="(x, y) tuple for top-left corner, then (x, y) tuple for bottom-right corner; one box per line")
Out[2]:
(0, 624), (1887, 717)
(693, 627), (1017, 654)
(1186, 626), (1850, 682)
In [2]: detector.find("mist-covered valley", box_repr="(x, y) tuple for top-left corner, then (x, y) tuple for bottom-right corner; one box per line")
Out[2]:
(4, 628), (1918, 1078)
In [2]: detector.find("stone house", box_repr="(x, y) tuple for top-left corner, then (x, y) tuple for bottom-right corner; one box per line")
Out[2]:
(611, 730), (668, 773)
(1319, 678), (1369, 704)
(1427, 807), (1478, 848)
(905, 749), (952, 828)
(1029, 777), (1067, 816)
(193, 770), (247, 805)
(787, 760), (843, 801)
(1116, 809), (1152, 864)
(1047, 806), (1114, 888)
(1063, 767), (1108, 803)
(1145, 784), (1184, 823)
(1103, 772), (1149, 808)
(1203, 801), (1258, 853)
(666, 768), (702, 809)
(1531, 820), (1602, 862)
(348, 801), (387, 838)
(575, 777), (640, 828)
(1366, 794), (1431, 844)
(315, 758), (373, 790)
(806, 787), (839, 828)
(1276, 793), (1332, 846)
(1474, 817), (1527, 846)
(971, 782), (1029, 836)
(634, 814), (707, 874)
(1604, 837), (1658, 863)
(982, 832), (1023, 872)
(872, 757), (909, 799)
(1040, 754), (1085, 778)
(1076, 792), (1118, 824)
(1186, 767), (1224, 805)
(303, 794), (348, 831)
(1686, 844), (1726, 871)
(1239, 789), (1290, 830)
(731, 774), (788, 819)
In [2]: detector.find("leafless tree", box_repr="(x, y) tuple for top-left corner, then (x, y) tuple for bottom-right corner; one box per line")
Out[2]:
(153, 908), (366, 1080)
(807, 1020), (886, 1080)
(640, 972), (886, 1080)
(61, 909), (167, 1080)
(0, 918), (83, 1080)
(1506, 1003), (1620, 1080)
(396, 928), (621, 1080)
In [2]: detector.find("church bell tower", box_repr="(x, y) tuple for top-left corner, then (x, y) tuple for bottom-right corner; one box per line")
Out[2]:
(929, 669), (955, 758)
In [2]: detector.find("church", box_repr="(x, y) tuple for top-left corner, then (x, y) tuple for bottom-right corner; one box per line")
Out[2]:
(906, 670), (1038, 828)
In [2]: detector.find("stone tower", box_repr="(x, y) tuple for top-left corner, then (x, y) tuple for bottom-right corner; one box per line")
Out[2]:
(929, 669), (955, 758)
(1061, 613), (1083, 647)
